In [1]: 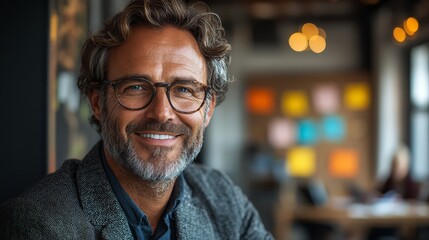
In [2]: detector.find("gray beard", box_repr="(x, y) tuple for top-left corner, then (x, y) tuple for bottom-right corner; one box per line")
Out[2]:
(100, 109), (206, 184)
(103, 127), (203, 183)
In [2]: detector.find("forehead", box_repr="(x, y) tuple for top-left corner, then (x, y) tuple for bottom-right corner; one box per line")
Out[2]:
(107, 25), (207, 83)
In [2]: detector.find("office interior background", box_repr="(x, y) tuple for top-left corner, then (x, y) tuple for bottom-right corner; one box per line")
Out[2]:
(1, 0), (429, 239)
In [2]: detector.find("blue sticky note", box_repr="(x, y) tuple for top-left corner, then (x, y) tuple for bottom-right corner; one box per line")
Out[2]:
(322, 115), (346, 142)
(297, 119), (318, 145)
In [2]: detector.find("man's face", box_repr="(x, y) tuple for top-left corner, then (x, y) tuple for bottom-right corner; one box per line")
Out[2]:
(90, 26), (215, 182)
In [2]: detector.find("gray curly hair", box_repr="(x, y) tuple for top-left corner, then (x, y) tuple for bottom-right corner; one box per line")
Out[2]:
(77, 0), (232, 132)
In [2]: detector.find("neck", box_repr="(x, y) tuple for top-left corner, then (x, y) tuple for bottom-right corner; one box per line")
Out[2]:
(105, 152), (176, 231)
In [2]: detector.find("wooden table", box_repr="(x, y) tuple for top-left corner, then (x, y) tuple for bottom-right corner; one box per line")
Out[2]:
(275, 200), (429, 240)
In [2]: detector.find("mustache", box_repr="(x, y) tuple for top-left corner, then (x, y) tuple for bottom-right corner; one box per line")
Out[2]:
(125, 120), (192, 136)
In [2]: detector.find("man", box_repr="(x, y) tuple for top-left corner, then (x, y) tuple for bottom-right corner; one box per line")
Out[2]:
(0, 0), (273, 239)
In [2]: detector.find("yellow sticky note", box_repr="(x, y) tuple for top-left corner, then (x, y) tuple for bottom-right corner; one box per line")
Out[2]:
(282, 91), (309, 117)
(329, 149), (359, 178)
(246, 88), (275, 114)
(344, 82), (370, 110)
(286, 147), (315, 177)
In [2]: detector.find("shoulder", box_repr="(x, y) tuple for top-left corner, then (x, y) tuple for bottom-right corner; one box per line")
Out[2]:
(181, 164), (274, 239)
(183, 164), (238, 196)
(182, 164), (248, 220)
(12, 141), (103, 203)
(0, 160), (94, 239)
(20, 159), (81, 201)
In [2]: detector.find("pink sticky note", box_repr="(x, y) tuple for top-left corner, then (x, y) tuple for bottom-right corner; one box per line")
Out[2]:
(313, 84), (340, 114)
(268, 118), (296, 148)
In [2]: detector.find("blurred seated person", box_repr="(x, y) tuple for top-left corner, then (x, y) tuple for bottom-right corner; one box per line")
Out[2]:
(369, 144), (421, 240)
(378, 144), (420, 200)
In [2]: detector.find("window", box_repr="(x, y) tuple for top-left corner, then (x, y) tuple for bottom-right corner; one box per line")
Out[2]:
(409, 43), (429, 180)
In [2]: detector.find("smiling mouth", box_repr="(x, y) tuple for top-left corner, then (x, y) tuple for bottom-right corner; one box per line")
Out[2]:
(134, 132), (179, 148)
(138, 133), (177, 140)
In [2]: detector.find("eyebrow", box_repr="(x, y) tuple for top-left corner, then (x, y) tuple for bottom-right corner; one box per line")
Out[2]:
(111, 74), (200, 83)
(171, 76), (200, 83)
(110, 74), (150, 82)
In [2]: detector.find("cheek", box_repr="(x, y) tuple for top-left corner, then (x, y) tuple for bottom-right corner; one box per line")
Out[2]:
(105, 97), (137, 135)
(117, 111), (143, 134)
(182, 111), (205, 134)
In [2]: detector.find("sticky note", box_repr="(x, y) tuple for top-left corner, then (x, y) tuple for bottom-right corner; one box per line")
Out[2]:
(287, 147), (316, 177)
(321, 115), (346, 142)
(313, 84), (340, 114)
(282, 91), (309, 117)
(297, 119), (318, 145)
(246, 88), (275, 114)
(344, 82), (370, 110)
(329, 149), (359, 178)
(268, 118), (296, 148)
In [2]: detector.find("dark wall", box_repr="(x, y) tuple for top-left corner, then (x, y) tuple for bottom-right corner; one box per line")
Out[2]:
(0, 1), (49, 202)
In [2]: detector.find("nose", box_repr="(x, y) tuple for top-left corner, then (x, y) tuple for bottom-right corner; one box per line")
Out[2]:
(144, 88), (175, 123)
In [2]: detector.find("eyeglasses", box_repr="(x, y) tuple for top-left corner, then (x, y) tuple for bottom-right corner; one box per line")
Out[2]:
(103, 77), (211, 114)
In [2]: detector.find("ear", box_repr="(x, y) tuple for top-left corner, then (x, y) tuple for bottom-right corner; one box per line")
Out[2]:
(204, 95), (216, 127)
(89, 89), (102, 121)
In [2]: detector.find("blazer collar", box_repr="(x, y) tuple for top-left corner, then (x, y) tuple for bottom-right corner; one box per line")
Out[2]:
(76, 141), (133, 239)
(174, 178), (216, 239)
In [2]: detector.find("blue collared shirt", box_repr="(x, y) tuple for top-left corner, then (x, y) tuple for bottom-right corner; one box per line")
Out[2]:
(101, 148), (184, 240)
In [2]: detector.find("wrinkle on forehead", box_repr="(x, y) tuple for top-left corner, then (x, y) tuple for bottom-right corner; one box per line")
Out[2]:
(128, 46), (205, 78)
(108, 26), (206, 82)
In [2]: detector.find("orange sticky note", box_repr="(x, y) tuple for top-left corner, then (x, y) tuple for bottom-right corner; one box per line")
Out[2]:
(282, 91), (309, 117)
(287, 147), (315, 177)
(246, 88), (275, 114)
(329, 149), (359, 178)
(344, 82), (370, 110)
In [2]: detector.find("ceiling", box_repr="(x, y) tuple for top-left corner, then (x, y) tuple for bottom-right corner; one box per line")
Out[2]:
(208, 0), (422, 21)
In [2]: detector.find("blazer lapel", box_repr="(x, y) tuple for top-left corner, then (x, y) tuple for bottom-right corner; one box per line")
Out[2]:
(76, 142), (133, 239)
(174, 185), (216, 240)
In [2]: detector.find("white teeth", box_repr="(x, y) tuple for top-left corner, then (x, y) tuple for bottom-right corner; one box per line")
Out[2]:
(141, 134), (175, 140)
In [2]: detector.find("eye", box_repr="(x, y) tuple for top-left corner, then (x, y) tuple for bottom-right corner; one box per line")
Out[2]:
(170, 82), (206, 101)
(176, 86), (193, 93)
(117, 80), (152, 96)
(171, 84), (197, 96)
(127, 85), (143, 91)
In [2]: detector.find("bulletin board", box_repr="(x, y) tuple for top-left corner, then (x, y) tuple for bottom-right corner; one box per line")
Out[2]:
(244, 73), (375, 195)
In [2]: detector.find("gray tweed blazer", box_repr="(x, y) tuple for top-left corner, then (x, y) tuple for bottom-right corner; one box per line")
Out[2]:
(0, 142), (273, 240)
